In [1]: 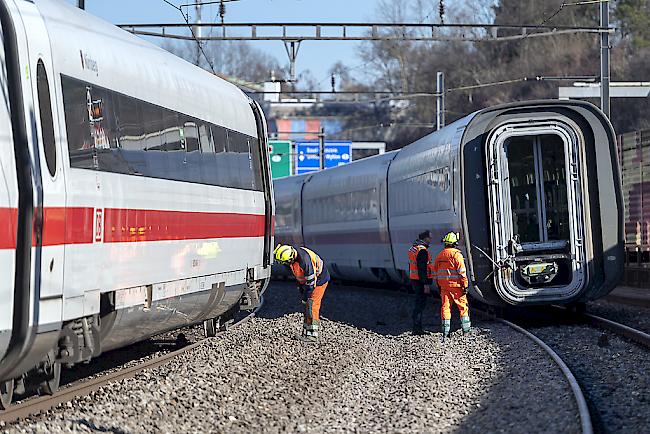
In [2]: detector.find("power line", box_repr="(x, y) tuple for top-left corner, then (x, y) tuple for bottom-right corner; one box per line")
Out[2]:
(249, 75), (597, 104)
(160, 0), (217, 73)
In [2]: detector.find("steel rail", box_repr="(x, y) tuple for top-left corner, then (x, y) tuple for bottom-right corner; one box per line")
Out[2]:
(0, 297), (264, 424)
(474, 308), (593, 434)
(582, 312), (650, 349)
(549, 305), (650, 349)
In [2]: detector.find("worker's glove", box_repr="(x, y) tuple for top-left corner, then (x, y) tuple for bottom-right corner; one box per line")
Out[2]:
(423, 285), (431, 295)
(462, 287), (469, 296)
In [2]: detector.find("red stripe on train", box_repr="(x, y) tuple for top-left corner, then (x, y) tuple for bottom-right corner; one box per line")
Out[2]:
(0, 207), (18, 249)
(0, 207), (266, 248)
(103, 208), (265, 243)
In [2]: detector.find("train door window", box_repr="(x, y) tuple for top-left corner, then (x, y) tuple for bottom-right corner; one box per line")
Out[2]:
(36, 60), (57, 177)
(506, 136), (541, 243)
(62, 76), (93, 168)
(540, 134), (570, 241)
(506, 134), (570, 244)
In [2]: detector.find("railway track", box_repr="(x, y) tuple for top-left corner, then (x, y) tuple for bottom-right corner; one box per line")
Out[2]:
(476, 303), (650, 434)
(574, 309), (650, 349)
(473, 308), (594, 434)
(0, 298), (263, 424)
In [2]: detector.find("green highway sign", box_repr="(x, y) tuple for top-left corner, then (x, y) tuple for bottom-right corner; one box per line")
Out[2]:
(269, 140), (292, 179)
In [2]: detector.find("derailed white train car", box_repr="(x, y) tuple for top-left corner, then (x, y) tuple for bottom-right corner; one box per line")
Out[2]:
(274, 101), (623, 308)
(0, 0), (273, 407)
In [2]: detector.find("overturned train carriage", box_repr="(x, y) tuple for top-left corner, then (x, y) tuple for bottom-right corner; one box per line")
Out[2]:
(274, 100), (623, 307)
(0, 0), (273, 406)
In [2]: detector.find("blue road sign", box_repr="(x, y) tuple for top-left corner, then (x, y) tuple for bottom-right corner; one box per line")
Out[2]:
(295, 141), (352, 174)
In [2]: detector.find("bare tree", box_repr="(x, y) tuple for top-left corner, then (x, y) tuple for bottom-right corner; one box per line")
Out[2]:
(162, 39), (286, 83)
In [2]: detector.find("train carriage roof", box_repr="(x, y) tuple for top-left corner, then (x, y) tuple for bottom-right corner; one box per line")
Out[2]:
(33, 0), (256, 137)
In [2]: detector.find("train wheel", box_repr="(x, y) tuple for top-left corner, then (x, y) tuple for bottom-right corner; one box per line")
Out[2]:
(38, 352), (61, 396)
(0, 379), (14, 410)
(203, 318), (217, 337)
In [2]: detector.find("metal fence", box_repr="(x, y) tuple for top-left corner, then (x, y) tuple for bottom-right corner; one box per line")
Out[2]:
(618, 130), (650, 287)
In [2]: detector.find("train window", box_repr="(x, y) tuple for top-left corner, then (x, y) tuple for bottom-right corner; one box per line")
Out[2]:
(227, 130), (254, 190)
(116, 94), (143, 151)
(36, 60), (57, 177)
(212, 125), (227, 154)
(390, 168), (452, 216)
(250, 138), (264, 191)
(183, 120), (200, 153)
(60, 74), (262, 191)
(198, 123), (213, 153)
(160, 111), (181, 151)
(62, 77), (93, 168)
(141, 102), (163, 151)
(304, 189), (378, 224)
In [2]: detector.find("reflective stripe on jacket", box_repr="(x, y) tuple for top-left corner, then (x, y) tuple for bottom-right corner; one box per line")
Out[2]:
(290, 247), (325, 290)
(408, 244), (434, 280)
(433, 247), (469, 289)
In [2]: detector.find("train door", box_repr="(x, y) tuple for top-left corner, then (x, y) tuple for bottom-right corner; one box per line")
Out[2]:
(21, 3), (66, 329)
(0, 3), (19, 382)
(250, 100), (274, 267)
(487, 124), (587, 300)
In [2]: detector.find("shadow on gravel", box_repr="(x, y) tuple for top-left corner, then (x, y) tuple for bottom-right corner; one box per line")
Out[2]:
(74, 419), (129, 434)
(260, 280), (581, 433)
(260, 280), (469, 336)
(57, 331), (196, 388)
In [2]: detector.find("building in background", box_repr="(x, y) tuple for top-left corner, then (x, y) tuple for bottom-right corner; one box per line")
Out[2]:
(260, 80), (385, 179)
(617, 129), (650, 287)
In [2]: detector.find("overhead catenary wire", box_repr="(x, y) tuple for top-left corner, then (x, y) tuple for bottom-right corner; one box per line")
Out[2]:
(161, 0), (217, 73)
(523, 0), (608, 41)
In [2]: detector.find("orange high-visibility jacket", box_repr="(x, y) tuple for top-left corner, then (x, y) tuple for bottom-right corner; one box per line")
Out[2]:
(408, 244), (434, 280)
(433, 247), (469, 289)
(290, 247), (325, 290)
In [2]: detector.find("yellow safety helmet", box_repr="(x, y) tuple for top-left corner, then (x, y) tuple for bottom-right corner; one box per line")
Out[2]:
(442, 232), (460, 245)
(274, 244), (297, 264)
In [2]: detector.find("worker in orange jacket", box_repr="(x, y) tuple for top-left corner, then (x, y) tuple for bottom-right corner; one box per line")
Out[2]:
(433, 231), (471, 341)
(408, 230), (434, 335)
(274, 244), (330, 344)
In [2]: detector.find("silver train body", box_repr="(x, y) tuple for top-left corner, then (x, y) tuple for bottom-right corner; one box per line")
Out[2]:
(0, 0), (273, 398)
(274, 101), (623, 307)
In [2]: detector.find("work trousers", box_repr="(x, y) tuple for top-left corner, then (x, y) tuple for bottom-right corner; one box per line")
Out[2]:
(304, 282), (328, 339)
(411, 280), (427, 329)
(440, 286), (469, 320)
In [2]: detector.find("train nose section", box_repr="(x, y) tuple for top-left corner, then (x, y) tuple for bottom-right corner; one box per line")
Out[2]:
(486, 124), (588, 303)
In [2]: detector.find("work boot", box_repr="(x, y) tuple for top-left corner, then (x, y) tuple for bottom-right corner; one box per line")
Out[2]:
(298, 335), (319, 344)
(412, 325), (425, 336)
(441, 319), (451, 343)
(461, 316), (472, 334)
